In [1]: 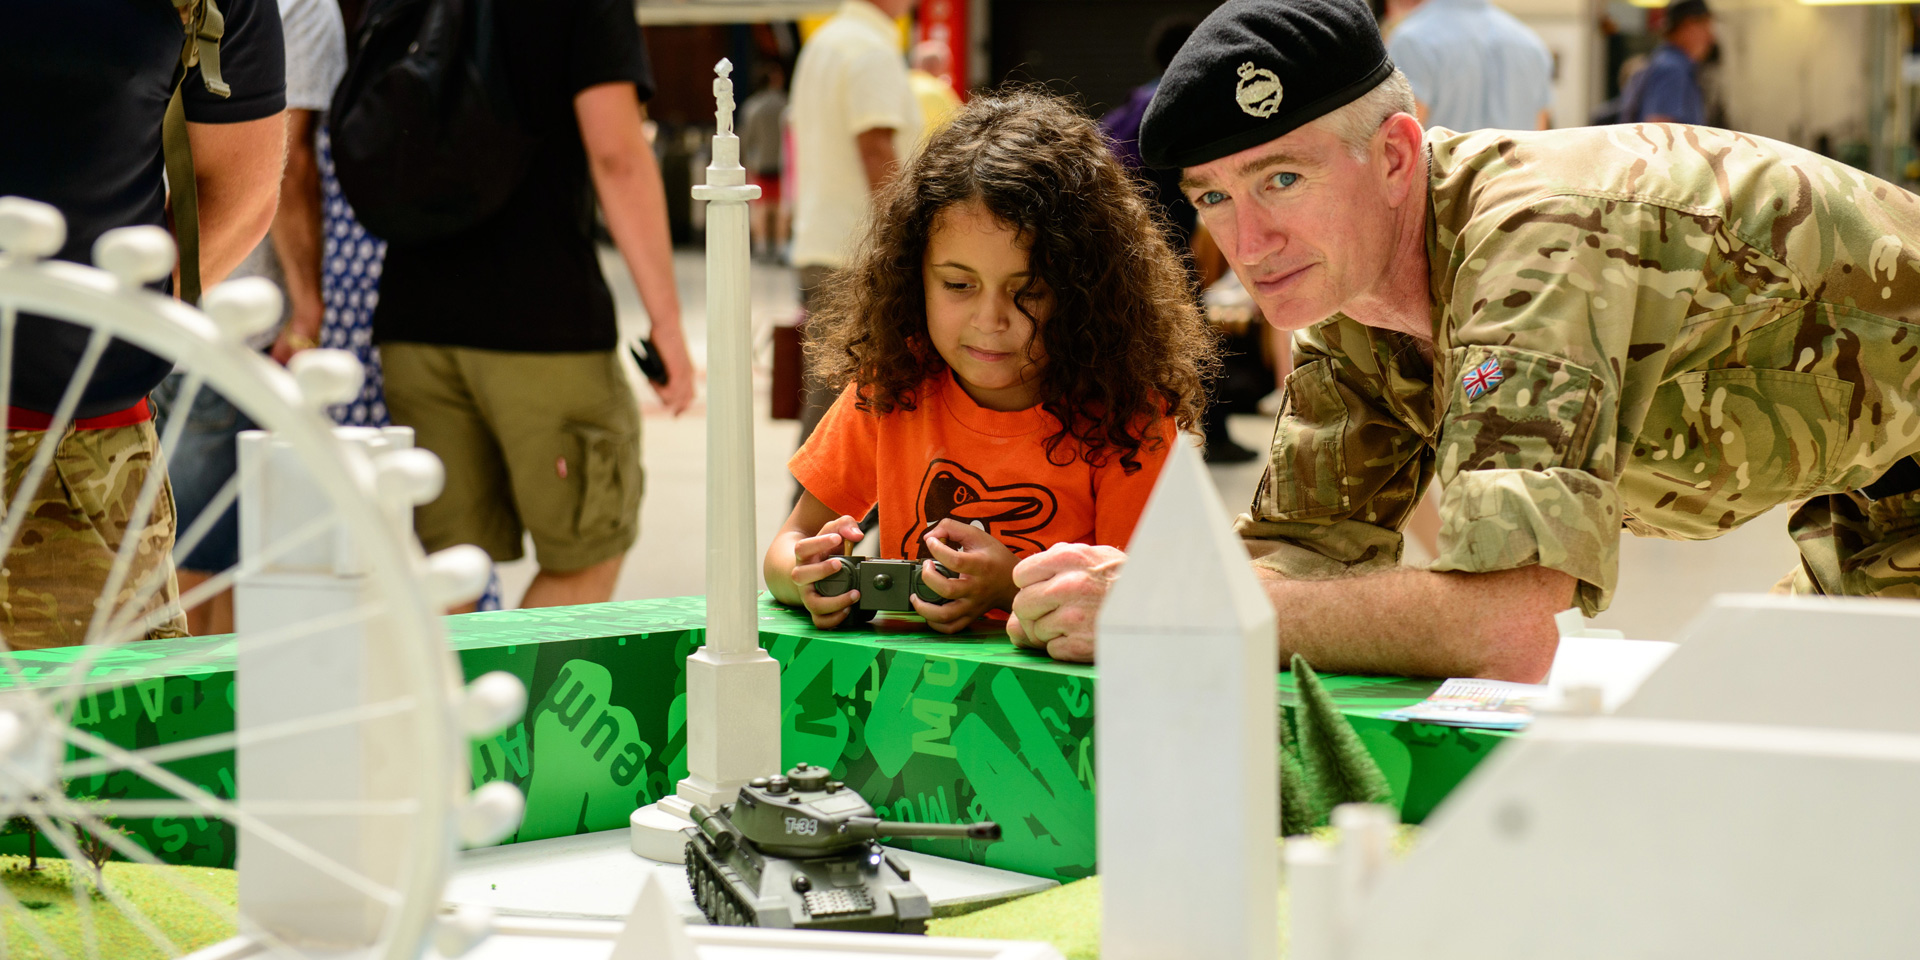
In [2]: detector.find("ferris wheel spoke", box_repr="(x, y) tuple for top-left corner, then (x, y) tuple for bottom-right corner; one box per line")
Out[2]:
(32, 601), (386, 731)
(91, 472), (247, 644)
(83, 371), (208, 650)
(65, 799), (424, 819)
(22, 811), (104, 960)
(0, 322), (110, 672)
(26, 810), (179, 959)
(0, 328), (110, 562)
(111, 506), (333, 644)
(41, 468), (243, 695)
(61, 694), (417, 779)
(0, 302), (14, 657)
(54, 507), (338, 728)
(61, 727), (404, 908)
(149, 371), (204, 477)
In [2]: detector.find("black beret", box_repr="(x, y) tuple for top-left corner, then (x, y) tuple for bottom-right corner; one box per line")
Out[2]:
(1139, 0), (1394, 170)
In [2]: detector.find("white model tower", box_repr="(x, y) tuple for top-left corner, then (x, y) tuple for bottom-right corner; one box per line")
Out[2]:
(1095, 442), (1280, 959)
(632, 59), (782, 862)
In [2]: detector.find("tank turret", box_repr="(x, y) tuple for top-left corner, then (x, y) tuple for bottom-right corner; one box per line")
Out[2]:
(681, 763), (1001, 932)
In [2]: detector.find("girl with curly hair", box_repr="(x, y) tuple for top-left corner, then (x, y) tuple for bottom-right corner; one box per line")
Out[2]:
(764, 88), (1216, 641)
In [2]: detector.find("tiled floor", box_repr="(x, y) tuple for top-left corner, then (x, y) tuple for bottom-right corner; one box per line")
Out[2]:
(491, 250), (1801, 644)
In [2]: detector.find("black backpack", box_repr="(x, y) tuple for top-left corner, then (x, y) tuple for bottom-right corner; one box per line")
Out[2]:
(328, 0), (535, 245)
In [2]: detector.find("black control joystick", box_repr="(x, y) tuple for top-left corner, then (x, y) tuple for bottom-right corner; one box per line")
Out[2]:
(813, 556), (956, 626)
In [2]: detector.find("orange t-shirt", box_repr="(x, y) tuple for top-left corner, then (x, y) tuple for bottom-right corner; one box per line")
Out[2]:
(789, 372), (1176, 562)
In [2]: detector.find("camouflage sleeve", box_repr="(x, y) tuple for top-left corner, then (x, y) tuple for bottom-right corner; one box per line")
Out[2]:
(1428, 192), (1702, 614)
(1233, 318), (1432, 580)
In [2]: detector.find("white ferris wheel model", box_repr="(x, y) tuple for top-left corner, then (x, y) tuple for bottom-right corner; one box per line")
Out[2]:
(0, 195), (527, 960)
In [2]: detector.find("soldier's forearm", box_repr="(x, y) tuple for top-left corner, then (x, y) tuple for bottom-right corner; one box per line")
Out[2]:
(1258, 564), (1570, 682)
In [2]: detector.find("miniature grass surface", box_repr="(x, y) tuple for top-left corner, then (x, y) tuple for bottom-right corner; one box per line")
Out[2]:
(0, 857), (237, 959)
(927, 828), (1420, 959)
(929, 876), (1107, 959)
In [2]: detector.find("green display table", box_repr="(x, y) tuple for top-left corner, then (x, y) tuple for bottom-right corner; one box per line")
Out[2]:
(1, 597), (1507, 879)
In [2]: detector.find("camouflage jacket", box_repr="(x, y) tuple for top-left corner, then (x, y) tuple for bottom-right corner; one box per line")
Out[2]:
(1236, 125), (1920, 614)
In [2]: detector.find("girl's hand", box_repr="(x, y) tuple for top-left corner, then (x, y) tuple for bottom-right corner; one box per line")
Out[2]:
(911, 519), (1019, 634)
(793, 515), (864, 628)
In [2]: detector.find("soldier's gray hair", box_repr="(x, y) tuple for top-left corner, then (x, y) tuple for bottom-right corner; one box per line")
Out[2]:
(1314, 70), (1418, 161)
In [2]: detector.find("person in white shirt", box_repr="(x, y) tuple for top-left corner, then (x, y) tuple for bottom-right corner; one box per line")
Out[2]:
(787, 0), (921, 455)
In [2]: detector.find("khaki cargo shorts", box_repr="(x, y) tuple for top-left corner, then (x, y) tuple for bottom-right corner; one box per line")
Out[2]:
(381, 345), (644, 572)
(2, 421), (188, 650)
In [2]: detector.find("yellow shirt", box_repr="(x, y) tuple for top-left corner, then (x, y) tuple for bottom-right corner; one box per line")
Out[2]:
(910, 69), (962, 138)
(789, 0), (919, 269)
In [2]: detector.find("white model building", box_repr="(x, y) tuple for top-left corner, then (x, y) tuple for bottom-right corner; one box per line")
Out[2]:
(1096, 441), (1280, 960)
(630, 57), (783, 865)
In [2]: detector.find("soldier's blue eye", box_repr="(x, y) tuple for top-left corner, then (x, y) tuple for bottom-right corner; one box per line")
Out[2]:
(1198, 190), (1227, 206)
(1272, 172), (1300, 188)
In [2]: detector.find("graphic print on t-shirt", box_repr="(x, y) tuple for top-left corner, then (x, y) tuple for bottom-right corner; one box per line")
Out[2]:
(904, 459), (1058, 559)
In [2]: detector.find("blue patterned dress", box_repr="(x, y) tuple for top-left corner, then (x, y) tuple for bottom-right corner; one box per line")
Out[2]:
(318, 126), (388, 427)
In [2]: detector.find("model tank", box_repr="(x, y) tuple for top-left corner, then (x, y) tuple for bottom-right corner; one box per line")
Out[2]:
(683, 762), (1001, 933)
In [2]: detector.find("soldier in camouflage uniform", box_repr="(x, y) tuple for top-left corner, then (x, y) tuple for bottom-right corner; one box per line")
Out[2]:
(3, 421), (189, 650)
(1004, 0), (1920, 679)
(1239, 121), (1920, 607)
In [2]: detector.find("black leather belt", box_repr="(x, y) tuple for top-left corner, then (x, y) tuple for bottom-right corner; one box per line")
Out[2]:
(1862, 455), (1920, 501)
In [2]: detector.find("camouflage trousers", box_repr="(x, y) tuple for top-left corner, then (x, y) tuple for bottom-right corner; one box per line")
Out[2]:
(1777, 480), (1920, 599)
(1, 421), (188, 650)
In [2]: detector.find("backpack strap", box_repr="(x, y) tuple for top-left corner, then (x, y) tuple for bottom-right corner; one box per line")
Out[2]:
(164, 0), (230, 304)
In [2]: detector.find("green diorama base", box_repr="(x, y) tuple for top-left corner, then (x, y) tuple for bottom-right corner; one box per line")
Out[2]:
(927, 829), (1421, 958)
(0, 856), (235, 959)
(0, 596), (1506, 883)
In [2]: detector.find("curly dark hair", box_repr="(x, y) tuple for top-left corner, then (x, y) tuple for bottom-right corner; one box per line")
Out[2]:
(806, 87), (1216, 474)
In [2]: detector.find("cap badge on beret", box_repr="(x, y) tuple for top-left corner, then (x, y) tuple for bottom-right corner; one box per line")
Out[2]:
(1235, 62), (1285, 118)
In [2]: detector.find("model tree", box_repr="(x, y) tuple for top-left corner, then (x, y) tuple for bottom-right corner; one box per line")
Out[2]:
(4, 813), (40, 872)
(65, 790), (126, 891)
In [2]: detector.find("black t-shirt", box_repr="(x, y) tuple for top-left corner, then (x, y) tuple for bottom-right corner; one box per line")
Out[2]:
(0, 0), (286, 417)
(372, 0), (654, 353)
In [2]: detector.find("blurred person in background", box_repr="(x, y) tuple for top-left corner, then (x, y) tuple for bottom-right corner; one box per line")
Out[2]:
(1103, 16), (1262, 464)
(0, 0), (287, 648)
(1101, 14), (1197, 220)
(371, 0), (692, 610)
(1619, 0), (1714, 125)
(739, 60), (790, 263)
(319, 0), (393, 432)
(318, 1), (505, 612)
(1387, 0), (1554, 131)
(788, 0), (923, 465)
(154, 0), (347, 636)
(908, 41), (962, 135)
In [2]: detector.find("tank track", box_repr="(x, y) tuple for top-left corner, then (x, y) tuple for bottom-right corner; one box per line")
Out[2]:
(685, 839), (759, 927)
(683, 839), (927, 933)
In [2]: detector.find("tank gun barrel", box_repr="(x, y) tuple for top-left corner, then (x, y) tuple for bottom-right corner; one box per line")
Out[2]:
(844, 816), (1001, 842)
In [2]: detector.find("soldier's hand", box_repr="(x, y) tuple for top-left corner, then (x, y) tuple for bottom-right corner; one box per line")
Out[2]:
(911, 519), (1018, 634)
(793, 515), (863, 628)
(1006, 543), (1126, 663)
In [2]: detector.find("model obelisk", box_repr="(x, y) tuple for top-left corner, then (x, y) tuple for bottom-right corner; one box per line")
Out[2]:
(1095, 441), (1280, 959)
(631, 59), (781, 863)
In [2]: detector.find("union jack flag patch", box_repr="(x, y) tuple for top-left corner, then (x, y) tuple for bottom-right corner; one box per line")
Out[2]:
(1462, 357), (1505, 401)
